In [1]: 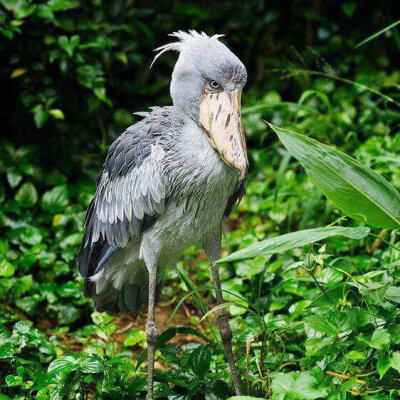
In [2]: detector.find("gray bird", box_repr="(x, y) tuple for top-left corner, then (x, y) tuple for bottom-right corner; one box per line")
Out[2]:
(77, 30), (248, 399)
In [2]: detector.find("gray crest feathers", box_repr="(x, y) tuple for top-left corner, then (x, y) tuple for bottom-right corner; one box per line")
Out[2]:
(151, 30), (225, 68)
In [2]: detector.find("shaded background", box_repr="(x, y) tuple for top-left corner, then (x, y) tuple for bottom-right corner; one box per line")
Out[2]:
(2, 1), (400, 399)
(1, 0), (399, 173)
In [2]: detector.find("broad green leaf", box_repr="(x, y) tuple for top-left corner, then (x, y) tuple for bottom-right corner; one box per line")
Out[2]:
(0, 343), (14, 358)
(80, 356), (104, 374)
(270, 124), (400, 229)
(47, 0), (79, 12)
(91, 311), (113, 326)
(59, 232), (82, 248)
(0, 0), (36, 18)
(5, 375), (23, 387)
(0, 260), (15, 277)
(188, 344), (211, 379)
(344, 350), (366, 361)
(0, 0), (18, 11)
(369, 329), (391, 349)
(48, 356), (78, 374)
(32, 104), (48, 128)
(124, 329), (146, 347)
(377, 355), (391, 378)
(385, 286), (400, 304)
(307, 283), (348, 308)
(58, 35), (80, 56)
(389, 325), (400, 344)
(48, 109), (65, 120)
(271, 371), (328, 399)
(41, 185), (69, 213)
(236, 256), (268, 278)
(390, 352), (400, 374)
(13, 321), (31, 333)
(15, 182), (38, 207)
(306, 315), (340, 337)
(53, 304), (80, 325)
(347, 308), (372, 329)
(218, 226), (369, 263)
(20, 226), (42, 245)
(342, 378), (358, 392)
(6, 172), (22, 188)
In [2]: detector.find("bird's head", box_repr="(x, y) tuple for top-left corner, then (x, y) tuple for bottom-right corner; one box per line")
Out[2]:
(152, 31), (248, 179)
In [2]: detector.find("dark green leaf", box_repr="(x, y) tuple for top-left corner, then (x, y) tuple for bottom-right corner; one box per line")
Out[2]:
(32, 105), (48, 128)
(0, 260), (15, 277)
(271, 371), (328, 399)
(48, 356), (78, 374)
(0, 343), (14, 358)
(188, 345), (211, 379)
(20, 226), (43, 245)
(41, 185), (69, 213)
(5, 375), (23, 387)
(308, 283), (348, 308)
(79, 356), (104, 374)
(271, 124), (400, 229)
(371, 329), (391, 349)
(6, 172), (22, 188)
(212, 380), (234, 397)
(391, 352), (400, 374)
(385, 286), (400, 304)
(377, 356), (391, 378)
(219, 227), (370, 263)
(15, 182), (38, 207)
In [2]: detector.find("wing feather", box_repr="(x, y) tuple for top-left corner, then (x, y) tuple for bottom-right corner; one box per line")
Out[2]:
(77, 109), (174, 279)
(224, 178), (246, 218)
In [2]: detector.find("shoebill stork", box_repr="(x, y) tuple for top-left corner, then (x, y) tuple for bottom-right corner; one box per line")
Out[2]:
(77, 30), (248, 399)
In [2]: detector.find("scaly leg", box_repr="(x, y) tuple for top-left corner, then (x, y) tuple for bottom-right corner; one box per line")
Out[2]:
(211, 263), (242, 395)
(146, 268), (158, 400)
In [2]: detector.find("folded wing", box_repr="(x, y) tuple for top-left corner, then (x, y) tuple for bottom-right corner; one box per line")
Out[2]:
(77, 113), (170, 282)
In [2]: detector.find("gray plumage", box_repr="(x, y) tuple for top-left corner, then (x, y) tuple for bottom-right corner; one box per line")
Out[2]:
(77, 31), (247, 314)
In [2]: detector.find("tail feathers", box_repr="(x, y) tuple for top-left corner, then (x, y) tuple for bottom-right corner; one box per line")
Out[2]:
(85, 277), (163, 314)
(78, 232), (164, 314)
(77, 237), (112, 279)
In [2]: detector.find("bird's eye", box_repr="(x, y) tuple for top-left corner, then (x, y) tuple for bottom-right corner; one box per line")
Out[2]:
(210, 81), (220, 89)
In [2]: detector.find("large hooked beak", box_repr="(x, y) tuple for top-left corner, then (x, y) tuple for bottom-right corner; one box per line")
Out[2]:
(199, 88), (248, 179)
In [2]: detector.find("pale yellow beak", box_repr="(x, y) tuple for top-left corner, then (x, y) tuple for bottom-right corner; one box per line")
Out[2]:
(199, 88), (248, 179)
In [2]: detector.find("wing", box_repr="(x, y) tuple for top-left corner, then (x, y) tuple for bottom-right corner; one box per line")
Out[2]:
(77, 114), (170, 280)
(224, 178), (246, 218)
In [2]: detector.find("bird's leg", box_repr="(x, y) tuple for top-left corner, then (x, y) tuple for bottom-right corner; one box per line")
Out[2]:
(211, 263), (242, 395)
(146, 268), (158, 400)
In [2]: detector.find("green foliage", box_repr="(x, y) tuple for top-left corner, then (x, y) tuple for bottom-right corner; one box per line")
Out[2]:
(271, 124), (400, 229)
(271, 369), (328, 399)
(219, 226), (370, 262)
(1, 1), (400, 399)
(356, 20), (400, 48)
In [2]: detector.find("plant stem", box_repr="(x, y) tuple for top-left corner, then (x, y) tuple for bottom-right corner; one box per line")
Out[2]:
(369, 232), (400, 252)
